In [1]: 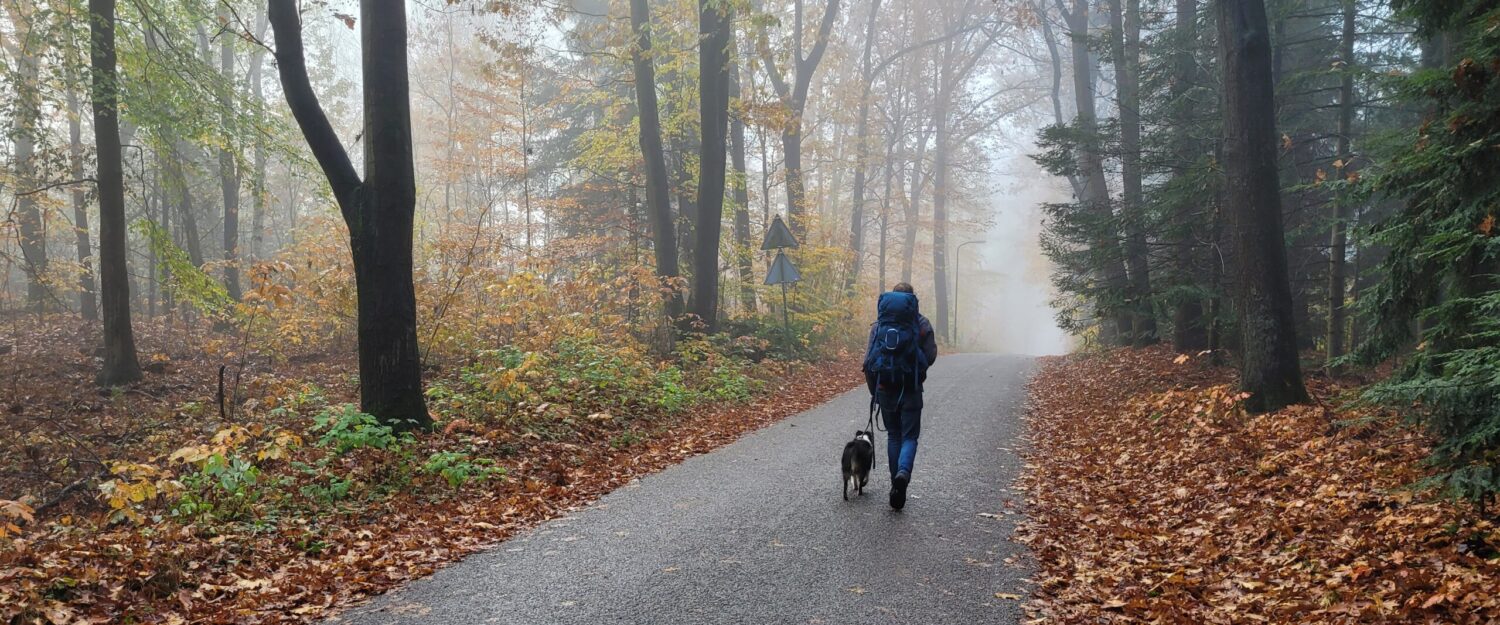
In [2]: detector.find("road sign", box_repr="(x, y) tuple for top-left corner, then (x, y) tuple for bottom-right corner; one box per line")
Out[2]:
(760, 215), (799, 250)
(764, 251), (801, 285)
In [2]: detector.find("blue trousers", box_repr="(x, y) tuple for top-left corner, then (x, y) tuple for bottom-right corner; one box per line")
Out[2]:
(875, 388), (923, 478)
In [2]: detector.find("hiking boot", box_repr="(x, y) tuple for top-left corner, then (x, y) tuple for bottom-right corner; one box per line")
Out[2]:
(890, 471), (910, 510)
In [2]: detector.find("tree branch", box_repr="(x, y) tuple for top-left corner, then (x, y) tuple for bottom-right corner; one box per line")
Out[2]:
(266, 0), (360, 223)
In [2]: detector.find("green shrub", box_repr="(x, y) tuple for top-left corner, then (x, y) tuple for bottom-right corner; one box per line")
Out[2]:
(420, 451), (506, 489)
(310, 405), (413, 454)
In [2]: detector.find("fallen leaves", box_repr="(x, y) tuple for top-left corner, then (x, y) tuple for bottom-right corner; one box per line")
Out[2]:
(1015, 348), (1500, 624)
(0, 338), (862, 624)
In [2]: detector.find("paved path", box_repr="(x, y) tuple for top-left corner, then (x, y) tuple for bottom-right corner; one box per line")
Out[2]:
(335, 354), (1035, 625)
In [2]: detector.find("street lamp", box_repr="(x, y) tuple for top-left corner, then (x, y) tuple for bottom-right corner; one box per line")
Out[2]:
(954, 240), (986, 349)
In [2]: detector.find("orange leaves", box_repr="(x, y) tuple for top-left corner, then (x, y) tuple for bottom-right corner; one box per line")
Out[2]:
(0, 499), (34, 537)
(1480, 213), (1496, 236)
(1017, 348), (1500, 624)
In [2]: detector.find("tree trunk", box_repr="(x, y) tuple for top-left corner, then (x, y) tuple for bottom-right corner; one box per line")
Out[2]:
(14, 41), (46, 312)
(269, 0), (429, 430)
(693, 0), (733, 332)
(901, 128), (928, 284)
(729, 51), (756, 313)
(845, 0), (882, 291)
(249, 12), (269, 262)
(1110, 0), (1156, 345)
(91, 0), (142, 386)
(1326, 0), (1355, 367)
(218, 5), (241, 300)
(1169, 0), (1207, 351)
(628, 0), (683, 321)
(67, 85), (99, 321)
(878, 128), (898, 288)
(164, 146), (204, 267)
(931, 88), (953, 342)
(1216, 0), (1309, 412)
(1067, 0), (1133, 344)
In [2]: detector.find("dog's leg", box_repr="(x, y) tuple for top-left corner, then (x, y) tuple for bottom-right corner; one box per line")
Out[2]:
(843, 474), (849, 500)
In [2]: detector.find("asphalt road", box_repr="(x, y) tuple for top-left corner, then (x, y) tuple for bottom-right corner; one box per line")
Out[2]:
(334, 353), (1036, 625)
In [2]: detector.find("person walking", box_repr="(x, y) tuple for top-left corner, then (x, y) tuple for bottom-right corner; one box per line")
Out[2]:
(862, 282), (937, 510)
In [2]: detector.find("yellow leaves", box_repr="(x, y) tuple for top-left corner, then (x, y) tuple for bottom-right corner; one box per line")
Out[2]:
(97, 461), (189, 524)
(1479, 213), (1496, 236)
(257, 430), (302, 461)
(168, 444), (214, 465)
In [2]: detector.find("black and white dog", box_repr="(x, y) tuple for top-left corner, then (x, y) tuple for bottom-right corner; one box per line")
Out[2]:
(841, 430), (875, 500)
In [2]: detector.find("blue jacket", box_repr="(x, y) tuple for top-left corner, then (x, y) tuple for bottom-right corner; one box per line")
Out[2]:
(865, 313), (937, 393)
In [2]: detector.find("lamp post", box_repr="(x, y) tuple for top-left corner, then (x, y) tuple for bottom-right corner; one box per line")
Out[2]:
(954, 240), (986, 348)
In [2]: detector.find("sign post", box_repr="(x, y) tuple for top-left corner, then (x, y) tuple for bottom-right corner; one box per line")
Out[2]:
(760, 216), (800, 343)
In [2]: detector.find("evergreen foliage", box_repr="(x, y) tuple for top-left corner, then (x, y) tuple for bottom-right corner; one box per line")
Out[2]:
(1357, 0), (1500, 504)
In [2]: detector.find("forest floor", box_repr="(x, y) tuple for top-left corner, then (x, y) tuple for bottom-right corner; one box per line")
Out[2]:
(0, 316), (861, 623)
(1017, 348), (1500, 624)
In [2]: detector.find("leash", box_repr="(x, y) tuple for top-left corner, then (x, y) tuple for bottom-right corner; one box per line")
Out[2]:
(868, 396), (886, 433)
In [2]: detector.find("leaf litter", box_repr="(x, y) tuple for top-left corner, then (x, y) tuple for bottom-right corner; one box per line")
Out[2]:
(1016, 348), (1499, 624)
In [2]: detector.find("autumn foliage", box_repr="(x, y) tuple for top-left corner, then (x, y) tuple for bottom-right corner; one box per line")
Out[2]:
(1018, 348), (1500, 623)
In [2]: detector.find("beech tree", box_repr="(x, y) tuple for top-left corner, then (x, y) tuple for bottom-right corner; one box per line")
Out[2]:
(90, 0), (141, 386)
(758, 0), (840, 236)
(693, 0), (734, 331)
(268, 0), (430, 430)
(629, 0), (684, 322)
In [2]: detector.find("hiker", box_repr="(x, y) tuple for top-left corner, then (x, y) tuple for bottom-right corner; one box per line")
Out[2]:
(862, 282), (937, 510)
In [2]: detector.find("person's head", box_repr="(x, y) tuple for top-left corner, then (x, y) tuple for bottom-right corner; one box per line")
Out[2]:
(892, 282), (915, 295)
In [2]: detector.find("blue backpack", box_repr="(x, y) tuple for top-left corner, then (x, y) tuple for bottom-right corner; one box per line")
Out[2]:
(863, 291), (929, 390)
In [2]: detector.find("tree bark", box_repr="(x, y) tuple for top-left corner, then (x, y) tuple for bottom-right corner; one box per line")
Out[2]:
(627, 0), (684, 321)
(164, 145), (205, 267)
(1216, 0), (1309, 412)
(729, 51), (756, 313)
(218, 5), (241, 300)
(1110, 0), (1156, 345)
(269, 0), (429, 430)
(932, 110), (952, 342)
(67, 84), (99, 321)
(91, 0), (142, 386)
(249, 12), (269, 261)
(901, 126), (928, 284)
(13, 36), (46, 312)
(1326, 0), (1355, 367)
(693, 0), (733, 332)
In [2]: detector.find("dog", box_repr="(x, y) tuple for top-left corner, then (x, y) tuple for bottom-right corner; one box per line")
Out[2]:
(842, 430), (875, 500)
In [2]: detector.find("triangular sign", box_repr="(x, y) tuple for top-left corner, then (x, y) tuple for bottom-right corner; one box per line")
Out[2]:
(764, 251), (801, 285)
(760, 215), (799, 250)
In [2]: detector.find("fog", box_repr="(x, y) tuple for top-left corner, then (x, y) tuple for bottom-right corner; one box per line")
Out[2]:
(956, 155), (1073, 356)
